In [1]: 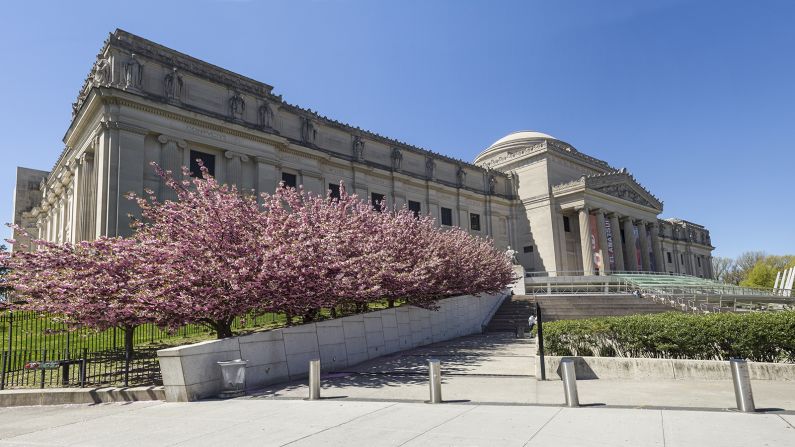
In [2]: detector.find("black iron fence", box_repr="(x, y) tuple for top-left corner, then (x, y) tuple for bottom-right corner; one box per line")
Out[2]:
(0, 310), (283, 389)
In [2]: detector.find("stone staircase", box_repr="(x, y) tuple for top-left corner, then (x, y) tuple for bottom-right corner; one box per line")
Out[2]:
(485, 296), (535, 332)
(533, 293), (674, 321)
(485, 293), (676, 330)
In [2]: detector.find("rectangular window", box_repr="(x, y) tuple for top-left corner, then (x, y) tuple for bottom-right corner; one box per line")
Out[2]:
(523, 246), (534, 253)
(281, 172), (297, 188)
(470, 213), (481, 231)
(408, 200), (421, 218)
(371, 192), (385, 211)
(328, 183), (340, 200)
(441, 207), (453, 226)
(563, 216), (571, 233)
(667, 252), (672, 264)
(189, 150), (216, 177)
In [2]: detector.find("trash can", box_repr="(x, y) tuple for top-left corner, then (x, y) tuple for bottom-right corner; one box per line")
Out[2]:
(217, 359), (247, 398)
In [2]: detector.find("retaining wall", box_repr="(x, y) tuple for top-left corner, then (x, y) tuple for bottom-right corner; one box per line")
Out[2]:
(541, 356), (795, 381)
(158, 293), (505, 402)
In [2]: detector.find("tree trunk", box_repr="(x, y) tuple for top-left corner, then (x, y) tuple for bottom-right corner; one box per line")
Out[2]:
(214, 320), (234, 339)
(330, 307), (338, 319)
(387, 299), (395, 308)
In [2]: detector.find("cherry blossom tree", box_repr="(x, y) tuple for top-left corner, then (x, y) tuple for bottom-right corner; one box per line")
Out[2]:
(0, 235), (166, 364)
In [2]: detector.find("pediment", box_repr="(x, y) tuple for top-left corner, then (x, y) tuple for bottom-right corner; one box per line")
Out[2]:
(586, 172), (663, 211)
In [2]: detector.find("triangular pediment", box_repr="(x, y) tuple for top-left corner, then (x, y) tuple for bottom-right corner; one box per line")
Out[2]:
(585, 170), (663, 211)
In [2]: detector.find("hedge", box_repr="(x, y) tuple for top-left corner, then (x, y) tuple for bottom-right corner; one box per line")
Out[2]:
(541, 312), (795, 363)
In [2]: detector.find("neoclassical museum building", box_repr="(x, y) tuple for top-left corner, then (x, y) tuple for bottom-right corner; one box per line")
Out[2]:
(12, 30), (715, 278)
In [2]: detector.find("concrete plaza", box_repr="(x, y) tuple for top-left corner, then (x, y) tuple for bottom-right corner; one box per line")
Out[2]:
(255, 333), (795, 411)
(2, 333), (795, 446)
(1, 399), (794, 446)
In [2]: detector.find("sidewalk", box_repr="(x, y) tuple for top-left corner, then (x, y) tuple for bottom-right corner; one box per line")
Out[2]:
(1, 399), (793, 446)
(254, 333), (795, 411)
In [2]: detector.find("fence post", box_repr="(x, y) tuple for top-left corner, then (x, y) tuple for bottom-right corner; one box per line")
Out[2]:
(40, 349), (47, 389)
(80, 348), (87, 388)
(536, 302), (546, 381)
(0, 351), (6, 391)
(62, 348), (70, 386)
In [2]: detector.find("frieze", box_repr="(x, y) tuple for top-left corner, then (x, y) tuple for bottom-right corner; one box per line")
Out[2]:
(593, 184), (655, 208)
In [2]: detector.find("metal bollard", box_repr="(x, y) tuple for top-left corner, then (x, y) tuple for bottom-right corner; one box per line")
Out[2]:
(308, 359), (321, 400)
(560, 358), (579, 407)
(730, 358), (755, 412)
(428, 359), (442, 404)
(516, 325), (524, 339)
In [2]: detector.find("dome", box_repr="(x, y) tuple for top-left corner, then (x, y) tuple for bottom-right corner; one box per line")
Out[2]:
(474, 130), (558, 165)
(488, 131), (556, 147)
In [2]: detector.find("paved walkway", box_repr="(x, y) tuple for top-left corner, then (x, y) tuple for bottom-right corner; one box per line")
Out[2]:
(1, 399), (794, 446)
(254, 333), (795, 411)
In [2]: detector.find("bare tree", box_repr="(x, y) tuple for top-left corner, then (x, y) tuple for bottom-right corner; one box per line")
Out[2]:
(711, 256), (734, 283)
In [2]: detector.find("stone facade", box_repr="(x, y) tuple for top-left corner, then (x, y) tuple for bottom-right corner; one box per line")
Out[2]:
(12, 29), (714, 278)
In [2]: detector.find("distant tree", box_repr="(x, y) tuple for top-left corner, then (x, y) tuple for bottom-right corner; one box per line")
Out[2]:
(711, 256), (735, 283)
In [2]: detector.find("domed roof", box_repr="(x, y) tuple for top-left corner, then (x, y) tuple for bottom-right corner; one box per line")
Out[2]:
(474, 130), (558, 165)
(488, 131), (556, 148)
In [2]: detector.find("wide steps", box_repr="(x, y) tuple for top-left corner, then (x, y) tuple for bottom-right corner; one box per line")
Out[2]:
(532, 293), (676, 322)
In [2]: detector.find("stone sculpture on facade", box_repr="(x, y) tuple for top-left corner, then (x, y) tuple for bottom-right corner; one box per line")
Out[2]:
(488, 174), (497, 194)
(391, 148), (403, 171)
(124, 54), (143, 90)
(229, 93), (246, 120)
(352, 136), (365, 161)
(300, 117), (316, 145)
(425, 157), (435, 179)
(257, 102), (274, 129)
(164, 67), (183, 100)
(505, 246), (518, 265)
(92, 58), (111, 86)
(456, 166), (467, 187)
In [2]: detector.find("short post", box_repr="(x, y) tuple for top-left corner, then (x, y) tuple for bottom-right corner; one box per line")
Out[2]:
(730, 358), (755, 412)
(308, 358), (321, 400)
(536, 302), (546, 381)
(515, 325), (524, 339)
(560, 358), (579, 407)
(428, 359), (442, 404)
(40, 349), (47, 389)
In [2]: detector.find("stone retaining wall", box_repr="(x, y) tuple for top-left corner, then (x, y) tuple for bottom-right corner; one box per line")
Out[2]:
(158, 293), (505, 402)
(541, 356), (795, 381)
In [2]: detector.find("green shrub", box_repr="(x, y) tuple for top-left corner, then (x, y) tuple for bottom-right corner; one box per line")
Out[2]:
(541, 311), (795, 362)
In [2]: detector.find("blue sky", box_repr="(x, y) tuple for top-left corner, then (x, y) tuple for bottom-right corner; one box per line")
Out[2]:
(1, 0), (793, 258)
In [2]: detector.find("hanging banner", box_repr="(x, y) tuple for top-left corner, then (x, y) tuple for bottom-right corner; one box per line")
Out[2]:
(589, 214), (602, 273)
(604, 219), (616, 271)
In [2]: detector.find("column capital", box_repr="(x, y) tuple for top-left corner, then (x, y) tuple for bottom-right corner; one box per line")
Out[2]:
(224, 150), (250, 162)
(157, 134), (187, 148)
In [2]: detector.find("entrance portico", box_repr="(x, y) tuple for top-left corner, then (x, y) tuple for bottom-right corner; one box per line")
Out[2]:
(552, 169), (664, 276)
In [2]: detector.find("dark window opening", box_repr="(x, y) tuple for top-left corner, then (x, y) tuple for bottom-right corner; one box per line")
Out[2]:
(470, 213), (481, 231)
(408, 200), (421, 218)
(620, 229), (626, 244)
(281, 172), (297, 188)
(523, 246), (534, 253)
(563, 216), (571, 233)
(697, 257), (702, 267)
(680, 254), (685, 264)
(190, 150), (216, 177)
(371, 192), (385, 211)
(328, 183), (341, 200)
(667, 252), (672, 264)
(441, 207), (453, 226)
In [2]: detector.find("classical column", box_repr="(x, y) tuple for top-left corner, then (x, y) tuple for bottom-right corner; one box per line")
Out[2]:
(595, 211), (610, 275)
(256, 156), (278, 198)
(650, 221), (664, 272)
(225, 151), (249, 189)
(638, 220), (651, 271)
(622, 217), (639, 271)
(578, 207), (595, 276)
(555, 211), (570, 273)
(158, 135), (186, 201)
(607, 213), (625, 272)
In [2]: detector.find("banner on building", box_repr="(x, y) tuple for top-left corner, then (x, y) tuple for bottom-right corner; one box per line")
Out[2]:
(589, 214), (602, 273)
(604, 219), (616, 271)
